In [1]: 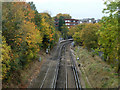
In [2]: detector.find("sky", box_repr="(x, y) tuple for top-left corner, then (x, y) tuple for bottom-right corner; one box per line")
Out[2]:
(26, 0), (106, 19)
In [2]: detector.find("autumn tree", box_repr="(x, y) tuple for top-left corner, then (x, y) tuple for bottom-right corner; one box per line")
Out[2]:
(54, 13), (72, 19)
(54, 13), (72, 39)
(73, 32), (82, 45)
(97, 0), (119, 72)
(2, 2), (42, 76)
(68, 23), (86, 37)
(39, 13), (59, 49)
(1, 36), (12, 80)
(81, 23), (100, 50)
(71, 23), (100, 50)
(2, 1), (60, 84)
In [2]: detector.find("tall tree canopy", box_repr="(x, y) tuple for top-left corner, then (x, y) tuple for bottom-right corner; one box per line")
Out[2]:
(54, 13), (72, 38)
(54, 13), (72, 19)
(2, 1), (60, 83)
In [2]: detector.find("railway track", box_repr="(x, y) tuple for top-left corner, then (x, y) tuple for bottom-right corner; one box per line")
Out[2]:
(39, 40), (72, 89)
(70, 49), (82, 89)
(55, 43), (82, 89)
(29, 39), (81, 89)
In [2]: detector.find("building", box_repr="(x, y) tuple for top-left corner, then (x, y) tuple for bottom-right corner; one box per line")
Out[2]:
(54, 18), (80, 28)
(64, 19), (80, 28)
(54, 18), (100, 28)
(79, 18), (100, 24)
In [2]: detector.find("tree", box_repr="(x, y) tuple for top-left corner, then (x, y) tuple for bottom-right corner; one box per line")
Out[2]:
(61, 25), (69, 39)
(73, 32), (82, 45)
(97, 0), (119, 72)
(59, 16), (65, 31)
(28, 2), (37, 11)
(1, 36), (12, 80)
(54, 13), (72, 37)
(39, 13), (59, 49)
(2, 2), (43, 70)
(72, 23), (100, 49)
(68, 23), (86, 37)
(2, 1), (60, 84)
(81, 23), (100, 50)
(54, 13), (72, 19)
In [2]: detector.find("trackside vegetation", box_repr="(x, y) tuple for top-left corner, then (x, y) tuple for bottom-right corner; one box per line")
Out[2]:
(2, 1), (60, 87)
(1, 0), (119, 88)
(69, 0), (120, 73)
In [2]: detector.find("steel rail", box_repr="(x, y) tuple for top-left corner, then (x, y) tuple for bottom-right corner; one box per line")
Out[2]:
(53, 41), (81, 89)
(40, 62), (52, 89)
(53, 41), (72, 89)
(40, 41), (66, 89)
(70, 50), (82, 89)
(65, 45), (68, 89)
(52, 41), (69, 89)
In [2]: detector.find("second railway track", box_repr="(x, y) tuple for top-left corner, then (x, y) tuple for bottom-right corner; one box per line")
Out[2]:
(55, 42), (82, 89)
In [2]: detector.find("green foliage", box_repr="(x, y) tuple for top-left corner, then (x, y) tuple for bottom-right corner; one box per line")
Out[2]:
(70, 0), (119, 72)
(97, 0), (119, 72)
(95, 0), (120, 72)
(2, 1), (60, 83)
(97, 0), (119, 71)
(39, 13), (59, 49)
(68, 23), (86, 38)
(54, 13), (72, 19)
(97, 16), (118, 61)
(73, 32), (82, 45)
(1, 36), (12, 80)
(103, 0), (119, 16)
(81, 23), (100, 50)
(61, 25), (69, 39)
(58, 16), (65, 31)
(54, 13), (72, 38)
(71, 23), (100, 50)
(2, 2), (42, 69)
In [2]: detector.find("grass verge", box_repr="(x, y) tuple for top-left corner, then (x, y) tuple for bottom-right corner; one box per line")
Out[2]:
(73, 46), (118, 88)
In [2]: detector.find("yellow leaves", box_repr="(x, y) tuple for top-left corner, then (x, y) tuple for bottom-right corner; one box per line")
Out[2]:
(26, 37), (29, 39)
(19, 20), (43, 47)
(2, 36), (12, 80)
(24, 20), (26, 23)
(27, 40), (31, 45)
(2, 2), (58, 81)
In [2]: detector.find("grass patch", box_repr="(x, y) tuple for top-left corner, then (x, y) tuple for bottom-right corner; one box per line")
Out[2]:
(74, 46), (118, 88)
(80, 68), (91, 88)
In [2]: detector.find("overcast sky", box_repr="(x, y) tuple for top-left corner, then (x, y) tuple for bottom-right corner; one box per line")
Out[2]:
(26, 0), (106, 19)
